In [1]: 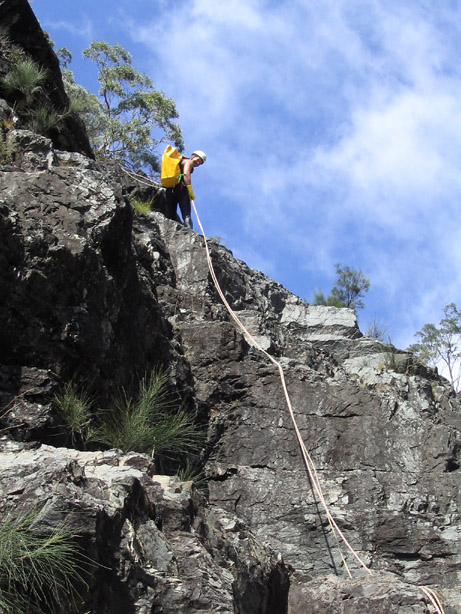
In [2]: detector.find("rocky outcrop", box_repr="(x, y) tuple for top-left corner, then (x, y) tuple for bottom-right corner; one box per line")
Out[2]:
(0, 4), (460, 612)
(148, 215), (461, 613)
(0, 441), (288, 613)
(0, 131), (175, 417)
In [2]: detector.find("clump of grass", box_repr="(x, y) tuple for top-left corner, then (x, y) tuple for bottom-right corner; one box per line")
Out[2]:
(1, 57), (48, 104)
(0, 508), (88, 613)
(52, 381), (94, 449)
(95, 370), (203, 458)
(176, 460), (208, 492)
(26, 103), (61, 135)
(1, 54), (72, 138)
(132, 198), (151, 214)
(52, 370), (203, 464)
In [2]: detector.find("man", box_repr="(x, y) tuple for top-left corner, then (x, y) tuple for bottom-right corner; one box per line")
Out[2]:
(164, 150), (206, 228)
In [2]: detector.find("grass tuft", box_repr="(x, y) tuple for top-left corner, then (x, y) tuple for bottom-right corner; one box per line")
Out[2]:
(0, 508), (88, 613)
(52, 381), (94, 449)
(2, 57), (48, 103)
(132, 198), (151, 214)
(95, 370), (203, 458)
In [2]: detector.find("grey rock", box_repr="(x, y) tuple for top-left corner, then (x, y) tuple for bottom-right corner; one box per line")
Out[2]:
(1, 145), (460, 611)
(0, 445), (288, 613)
(289, 574), (460, 613)
(150, 213), (461, 611)
(6, 129), (57, 170)
(0, 153), (175, 412)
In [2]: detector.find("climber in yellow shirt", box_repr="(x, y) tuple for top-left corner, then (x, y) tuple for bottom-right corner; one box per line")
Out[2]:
(164, 150), (206, 229)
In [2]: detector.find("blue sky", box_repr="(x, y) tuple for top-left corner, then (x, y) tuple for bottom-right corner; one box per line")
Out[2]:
(32, 0), (461, 351)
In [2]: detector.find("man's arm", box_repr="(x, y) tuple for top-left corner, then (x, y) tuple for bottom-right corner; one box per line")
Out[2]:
(182, 158), (194, 185)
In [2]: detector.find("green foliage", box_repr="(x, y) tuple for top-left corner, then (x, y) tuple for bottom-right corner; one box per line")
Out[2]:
(330, 263), (370, 310)
(0, 53), (73, 137)
(1, 57), (48, 103)
(52, 381), (94, 449)
(132, 198), (151, 215)
(56, 46), (72, 69)
(52, 370), (203, 463)
(61, 68), (102, 142)
(78, 41), (184, 173)
(95, 370), (202, 459)
(25, 103), (61, 135)
(0, 509), (87, 613)
(408, 303), (461, 391)
(311, 264), (370, 311)
(312, 289), (344, 307)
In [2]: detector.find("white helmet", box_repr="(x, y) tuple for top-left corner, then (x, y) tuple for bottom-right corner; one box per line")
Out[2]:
(191, 150), (207, 163)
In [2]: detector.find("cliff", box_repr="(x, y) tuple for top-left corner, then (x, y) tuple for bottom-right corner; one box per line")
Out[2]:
(0, 3), (460, 613)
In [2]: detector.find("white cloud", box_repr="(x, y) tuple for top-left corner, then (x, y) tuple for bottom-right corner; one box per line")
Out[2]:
(41, 18), (94, 40)
(123, 0), (461, 348)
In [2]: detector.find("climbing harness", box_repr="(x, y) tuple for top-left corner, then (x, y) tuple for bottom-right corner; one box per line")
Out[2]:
(118, 167), (446, 614)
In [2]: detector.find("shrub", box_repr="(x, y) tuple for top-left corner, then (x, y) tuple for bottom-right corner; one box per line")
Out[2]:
(1, 57), (48, 104)
(0, 53), (75, 138)
(312, 289), (344, 307)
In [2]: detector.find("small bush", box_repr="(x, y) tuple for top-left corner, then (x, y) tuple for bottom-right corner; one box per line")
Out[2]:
(0, 508), (87, 613)
(25, 103), (61, 135)
(52, 370), (203, 465)
(312, 289), (343, 307)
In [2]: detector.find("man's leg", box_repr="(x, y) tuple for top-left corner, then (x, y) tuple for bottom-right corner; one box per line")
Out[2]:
(164, 188), (177, 220)
(178, 186), (193, 228)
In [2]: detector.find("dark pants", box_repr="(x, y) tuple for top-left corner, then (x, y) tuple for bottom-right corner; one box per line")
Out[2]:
(165, 183), (192, 227)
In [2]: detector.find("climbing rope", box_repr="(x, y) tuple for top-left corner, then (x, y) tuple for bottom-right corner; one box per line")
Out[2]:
(190, 198), (370, 573)
(190, 199), (446, 614)
(120, 165), (162, 188)
(115, 166), (446, 613)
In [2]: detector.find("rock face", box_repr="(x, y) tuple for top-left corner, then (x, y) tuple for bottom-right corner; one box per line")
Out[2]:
(0, 4), (461, 613)
(149, 217), (461, 613)
(1, 129), (460, 612)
